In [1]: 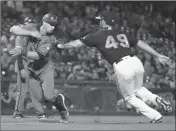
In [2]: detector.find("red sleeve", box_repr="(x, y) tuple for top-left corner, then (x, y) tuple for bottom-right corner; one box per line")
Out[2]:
(80, 33), (97, 47)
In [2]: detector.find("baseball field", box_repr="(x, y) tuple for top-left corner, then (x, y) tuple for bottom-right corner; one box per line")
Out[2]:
(1, 115), (175, 130)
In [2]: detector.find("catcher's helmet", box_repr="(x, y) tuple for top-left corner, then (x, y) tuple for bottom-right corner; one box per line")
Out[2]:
(24, 17), (35, 24)
(42, 13), (58, 26)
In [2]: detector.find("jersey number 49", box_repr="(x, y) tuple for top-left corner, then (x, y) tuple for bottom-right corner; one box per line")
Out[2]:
(105, 34), (129, 49)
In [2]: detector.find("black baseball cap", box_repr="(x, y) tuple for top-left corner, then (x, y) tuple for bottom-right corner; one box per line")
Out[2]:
(95, 11), (117, 26)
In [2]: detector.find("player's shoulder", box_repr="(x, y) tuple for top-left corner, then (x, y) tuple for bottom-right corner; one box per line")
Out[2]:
(82, 30), (105, 40)
(96, 28), (120, 37)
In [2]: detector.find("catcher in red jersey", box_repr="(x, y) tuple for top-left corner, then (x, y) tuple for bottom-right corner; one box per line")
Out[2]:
(57, 11), (173, 123)
(10, 14), (69, 123)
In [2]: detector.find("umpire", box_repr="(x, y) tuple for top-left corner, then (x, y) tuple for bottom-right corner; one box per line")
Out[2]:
(12, 17), (36, 118)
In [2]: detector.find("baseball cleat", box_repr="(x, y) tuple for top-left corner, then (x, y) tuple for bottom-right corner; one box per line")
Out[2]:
(56, 94), (68, 112)
(13, 113), (26, 118)
(59, 119), (69, 124)
(150, 117), (163, 123)
(59, 111), (69, 124)
(37, 113), (53, 119)
(156, 97), (173, 113)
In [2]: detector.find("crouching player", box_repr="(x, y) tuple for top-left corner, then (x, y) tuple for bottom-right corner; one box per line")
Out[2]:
(10, 14), (69, 123)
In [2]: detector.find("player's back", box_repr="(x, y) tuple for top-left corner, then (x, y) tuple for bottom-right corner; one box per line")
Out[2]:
(91, 28), (137, 65)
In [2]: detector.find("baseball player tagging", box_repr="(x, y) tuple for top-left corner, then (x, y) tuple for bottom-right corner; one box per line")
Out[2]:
(57, 11), (172, 123)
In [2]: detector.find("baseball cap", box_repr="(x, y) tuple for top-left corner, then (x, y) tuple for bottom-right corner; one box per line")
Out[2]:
(42, 13), (58, 26)
(95, 11), (117, 26)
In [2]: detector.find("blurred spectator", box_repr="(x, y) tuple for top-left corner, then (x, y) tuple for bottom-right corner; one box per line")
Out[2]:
(1, 50), (13, 71)
(1, 83), (16, 109)
(1, 35), (9, 45)
(67, 65), (85, 80)
(0, 1), (175, 90)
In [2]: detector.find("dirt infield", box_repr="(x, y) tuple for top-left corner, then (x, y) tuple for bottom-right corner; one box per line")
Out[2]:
(1, 115), (175, 130)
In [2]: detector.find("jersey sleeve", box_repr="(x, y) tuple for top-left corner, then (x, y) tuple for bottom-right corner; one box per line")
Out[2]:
(127, 34), (138, 47)
(36, 37), (56, 56)
(80, 33), (97, 47)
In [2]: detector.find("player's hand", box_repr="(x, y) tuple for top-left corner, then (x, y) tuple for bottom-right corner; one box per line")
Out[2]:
(29, 31), (41, 39)
(157, 55), (172, 66)
(9, 47), (22, 56)
(57, 44), (64, 49)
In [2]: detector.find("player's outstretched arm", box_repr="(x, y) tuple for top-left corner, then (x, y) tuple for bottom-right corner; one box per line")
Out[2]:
(137, 40), (160, 57)
(10, 25), (32, 36)
(10, 25), (41, 39)
(137, 40), (172, 66)
(57, 39), (84, 49)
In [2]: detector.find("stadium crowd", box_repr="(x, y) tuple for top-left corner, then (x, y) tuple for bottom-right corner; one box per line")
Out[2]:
(1, 1), (175, 112)
(1, 1), (175, 89)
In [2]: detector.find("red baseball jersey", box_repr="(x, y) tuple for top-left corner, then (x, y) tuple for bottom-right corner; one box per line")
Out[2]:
(29, 35), (56, 71)
(80, 28), (138, 65)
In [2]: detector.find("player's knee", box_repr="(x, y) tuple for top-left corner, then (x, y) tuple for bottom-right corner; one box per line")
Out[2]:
(135, 87), (147, 102)
(125, 95), (136, 102)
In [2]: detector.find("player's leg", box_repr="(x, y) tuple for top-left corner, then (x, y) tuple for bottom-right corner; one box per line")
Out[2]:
(13, 82), (27, 118)
(28, 76), (46, 118)
(41, 65), (69, 123)
(13, 62), (27, 118)
(113, 59), (162, 122)
(133, 56), (172, 113)
(137, 86), (172, 113)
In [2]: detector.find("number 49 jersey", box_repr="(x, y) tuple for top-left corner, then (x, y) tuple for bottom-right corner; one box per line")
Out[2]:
(80, 28), (138, 65)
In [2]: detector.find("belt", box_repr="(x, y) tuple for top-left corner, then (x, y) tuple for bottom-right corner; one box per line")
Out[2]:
(115, 55), (131, 64)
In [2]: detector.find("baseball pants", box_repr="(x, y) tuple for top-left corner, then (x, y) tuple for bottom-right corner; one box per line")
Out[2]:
(14, 59), (29, 114)
(113, 56), (162, 120)
(28, 64), (68, 115)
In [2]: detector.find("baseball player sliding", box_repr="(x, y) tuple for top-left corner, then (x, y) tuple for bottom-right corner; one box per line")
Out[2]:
(10, 14), (69, 123)
(57, 11), (173, 123)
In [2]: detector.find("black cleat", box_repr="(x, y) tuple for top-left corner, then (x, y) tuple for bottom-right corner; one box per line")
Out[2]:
(156, 97), (173, 113)
(55, 94), (69, 123)
(56, 94), (68, 112)
(37, 113), (53, 119)
(150, 117), (163, 123)
(59, 111), (69, 123)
